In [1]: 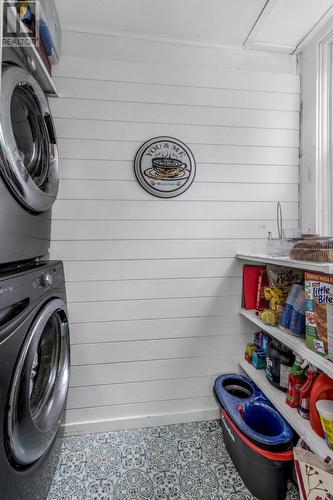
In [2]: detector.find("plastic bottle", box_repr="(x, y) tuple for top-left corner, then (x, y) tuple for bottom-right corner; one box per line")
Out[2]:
(286, 355), (308, 408)
(309, 373), (333, 437)
(265, 339), (295, 392)
(298, 366), (319, 419)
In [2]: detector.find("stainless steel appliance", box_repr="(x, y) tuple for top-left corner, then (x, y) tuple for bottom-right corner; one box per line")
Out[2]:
(0, 260), (70, 499)
(0, 47), (58, 264)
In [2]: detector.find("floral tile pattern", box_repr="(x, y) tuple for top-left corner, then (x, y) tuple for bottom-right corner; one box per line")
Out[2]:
(47, 420), (300, 500)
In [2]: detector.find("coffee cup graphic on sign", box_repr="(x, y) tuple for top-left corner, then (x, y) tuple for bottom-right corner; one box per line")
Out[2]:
(134, 137), (196, 198)
(149, 157), (187, 179)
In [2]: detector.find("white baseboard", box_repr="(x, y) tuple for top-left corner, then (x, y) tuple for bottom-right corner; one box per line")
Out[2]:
(62, 407), (219, 436)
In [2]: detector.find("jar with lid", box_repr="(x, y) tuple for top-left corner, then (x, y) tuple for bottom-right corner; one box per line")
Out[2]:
(265, 339), (295, 391)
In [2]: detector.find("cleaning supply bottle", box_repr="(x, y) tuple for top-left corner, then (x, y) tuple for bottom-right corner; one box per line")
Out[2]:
(298, 366), (319, 419)
(286, 355), (308, 408)
(310, 373), (333, 437)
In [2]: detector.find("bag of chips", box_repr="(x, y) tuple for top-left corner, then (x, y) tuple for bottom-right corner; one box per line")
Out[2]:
(267, 265), (303, 288)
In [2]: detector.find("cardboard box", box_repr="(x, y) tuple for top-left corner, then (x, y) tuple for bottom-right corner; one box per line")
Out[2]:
(242, 265), (267, 310)
(304, 272), (333, 359)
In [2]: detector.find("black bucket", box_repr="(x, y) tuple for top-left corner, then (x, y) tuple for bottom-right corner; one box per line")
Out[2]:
(220, 409), (294, 500)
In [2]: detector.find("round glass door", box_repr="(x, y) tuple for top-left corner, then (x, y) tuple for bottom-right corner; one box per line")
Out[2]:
(7, 299), (70, 467)
(0, 65), (58, 213)
(11, 84), (49, 188)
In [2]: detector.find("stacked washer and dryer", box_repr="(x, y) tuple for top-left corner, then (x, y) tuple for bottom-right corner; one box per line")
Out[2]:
(0, 29), (70, 500)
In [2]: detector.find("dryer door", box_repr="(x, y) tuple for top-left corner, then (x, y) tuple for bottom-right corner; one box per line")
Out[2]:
(0, 65), (58, 213)
(7, 299), (70, 466)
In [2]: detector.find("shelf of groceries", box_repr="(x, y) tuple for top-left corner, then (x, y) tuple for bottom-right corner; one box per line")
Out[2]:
(5, 4), (58, 96)
(239, 359), (333, 461)
(236, 249), (333, 462)
(237, 251), (333, 373)
(240, 308), (333, 378)
(236, 253), (333, 274)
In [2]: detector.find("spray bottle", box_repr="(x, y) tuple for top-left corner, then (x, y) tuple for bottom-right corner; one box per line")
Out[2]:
(286, 355), (308, 408)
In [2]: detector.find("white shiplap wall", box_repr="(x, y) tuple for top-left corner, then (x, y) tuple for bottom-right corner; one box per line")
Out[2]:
(50, 30), (300, 433)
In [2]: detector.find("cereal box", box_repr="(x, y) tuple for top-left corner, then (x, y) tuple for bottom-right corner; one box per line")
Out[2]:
(304, 272), (333, 359)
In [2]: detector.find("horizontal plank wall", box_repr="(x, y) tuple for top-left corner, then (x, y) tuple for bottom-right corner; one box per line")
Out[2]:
(50, 29), (300, 433)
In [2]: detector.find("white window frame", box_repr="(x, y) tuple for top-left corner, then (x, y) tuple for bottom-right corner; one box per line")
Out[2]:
(316, 30), (333, 235)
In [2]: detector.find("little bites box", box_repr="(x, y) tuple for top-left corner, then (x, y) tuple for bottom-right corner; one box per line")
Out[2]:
(304, 272), (333, 359)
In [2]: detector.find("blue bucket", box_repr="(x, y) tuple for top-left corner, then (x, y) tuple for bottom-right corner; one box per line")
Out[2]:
(214, 374), (294, 450)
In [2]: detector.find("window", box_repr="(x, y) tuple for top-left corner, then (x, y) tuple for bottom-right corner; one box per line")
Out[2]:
(316, 30), (333, 235)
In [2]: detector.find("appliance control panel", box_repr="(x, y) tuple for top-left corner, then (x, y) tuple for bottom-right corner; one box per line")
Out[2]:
(0, 261), (65, 311)
(35, 263), (64, 289)
(40, 273), (53, 288)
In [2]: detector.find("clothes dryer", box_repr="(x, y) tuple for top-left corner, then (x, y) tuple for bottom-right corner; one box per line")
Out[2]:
(0, 47), (58, 264)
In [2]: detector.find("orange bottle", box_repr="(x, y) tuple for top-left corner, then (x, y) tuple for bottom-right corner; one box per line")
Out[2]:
(309, 373), (333, 437)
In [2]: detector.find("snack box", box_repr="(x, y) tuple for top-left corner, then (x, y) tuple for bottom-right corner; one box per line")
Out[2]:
(256, 269), (270, 311)
(254, 331), (270, 353)
(252, 349), (266, 370)
(304, 272), (333, 359)
(245, 343), (256, 363)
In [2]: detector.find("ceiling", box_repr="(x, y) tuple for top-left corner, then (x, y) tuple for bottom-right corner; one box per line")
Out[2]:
(56, 0), (333, 54)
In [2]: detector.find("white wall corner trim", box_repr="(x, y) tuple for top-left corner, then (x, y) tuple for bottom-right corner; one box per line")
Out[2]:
(63, 407), (220, 435)
(62, 24), (248, 52)
(245, 41), (295, 54)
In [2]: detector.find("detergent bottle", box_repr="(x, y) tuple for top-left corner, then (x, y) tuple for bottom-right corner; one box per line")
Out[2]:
(286, 355), (308, 408)
(298, 366), (319, 419)
(309, 373), (333, 437)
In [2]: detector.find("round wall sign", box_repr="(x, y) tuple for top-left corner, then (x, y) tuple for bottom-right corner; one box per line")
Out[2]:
(134, 137), (196, 198)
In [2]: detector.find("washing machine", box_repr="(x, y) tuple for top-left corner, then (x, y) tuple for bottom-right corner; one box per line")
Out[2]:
(0, 260), (70, 500)
(0, 46), (58, 265)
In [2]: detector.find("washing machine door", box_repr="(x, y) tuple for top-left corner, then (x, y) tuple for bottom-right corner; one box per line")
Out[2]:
(0, 65), (58, 213)
(7, 299), (70, 466)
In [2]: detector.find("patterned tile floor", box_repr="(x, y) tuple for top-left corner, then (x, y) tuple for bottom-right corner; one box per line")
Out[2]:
(47, 420), (300, 500)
